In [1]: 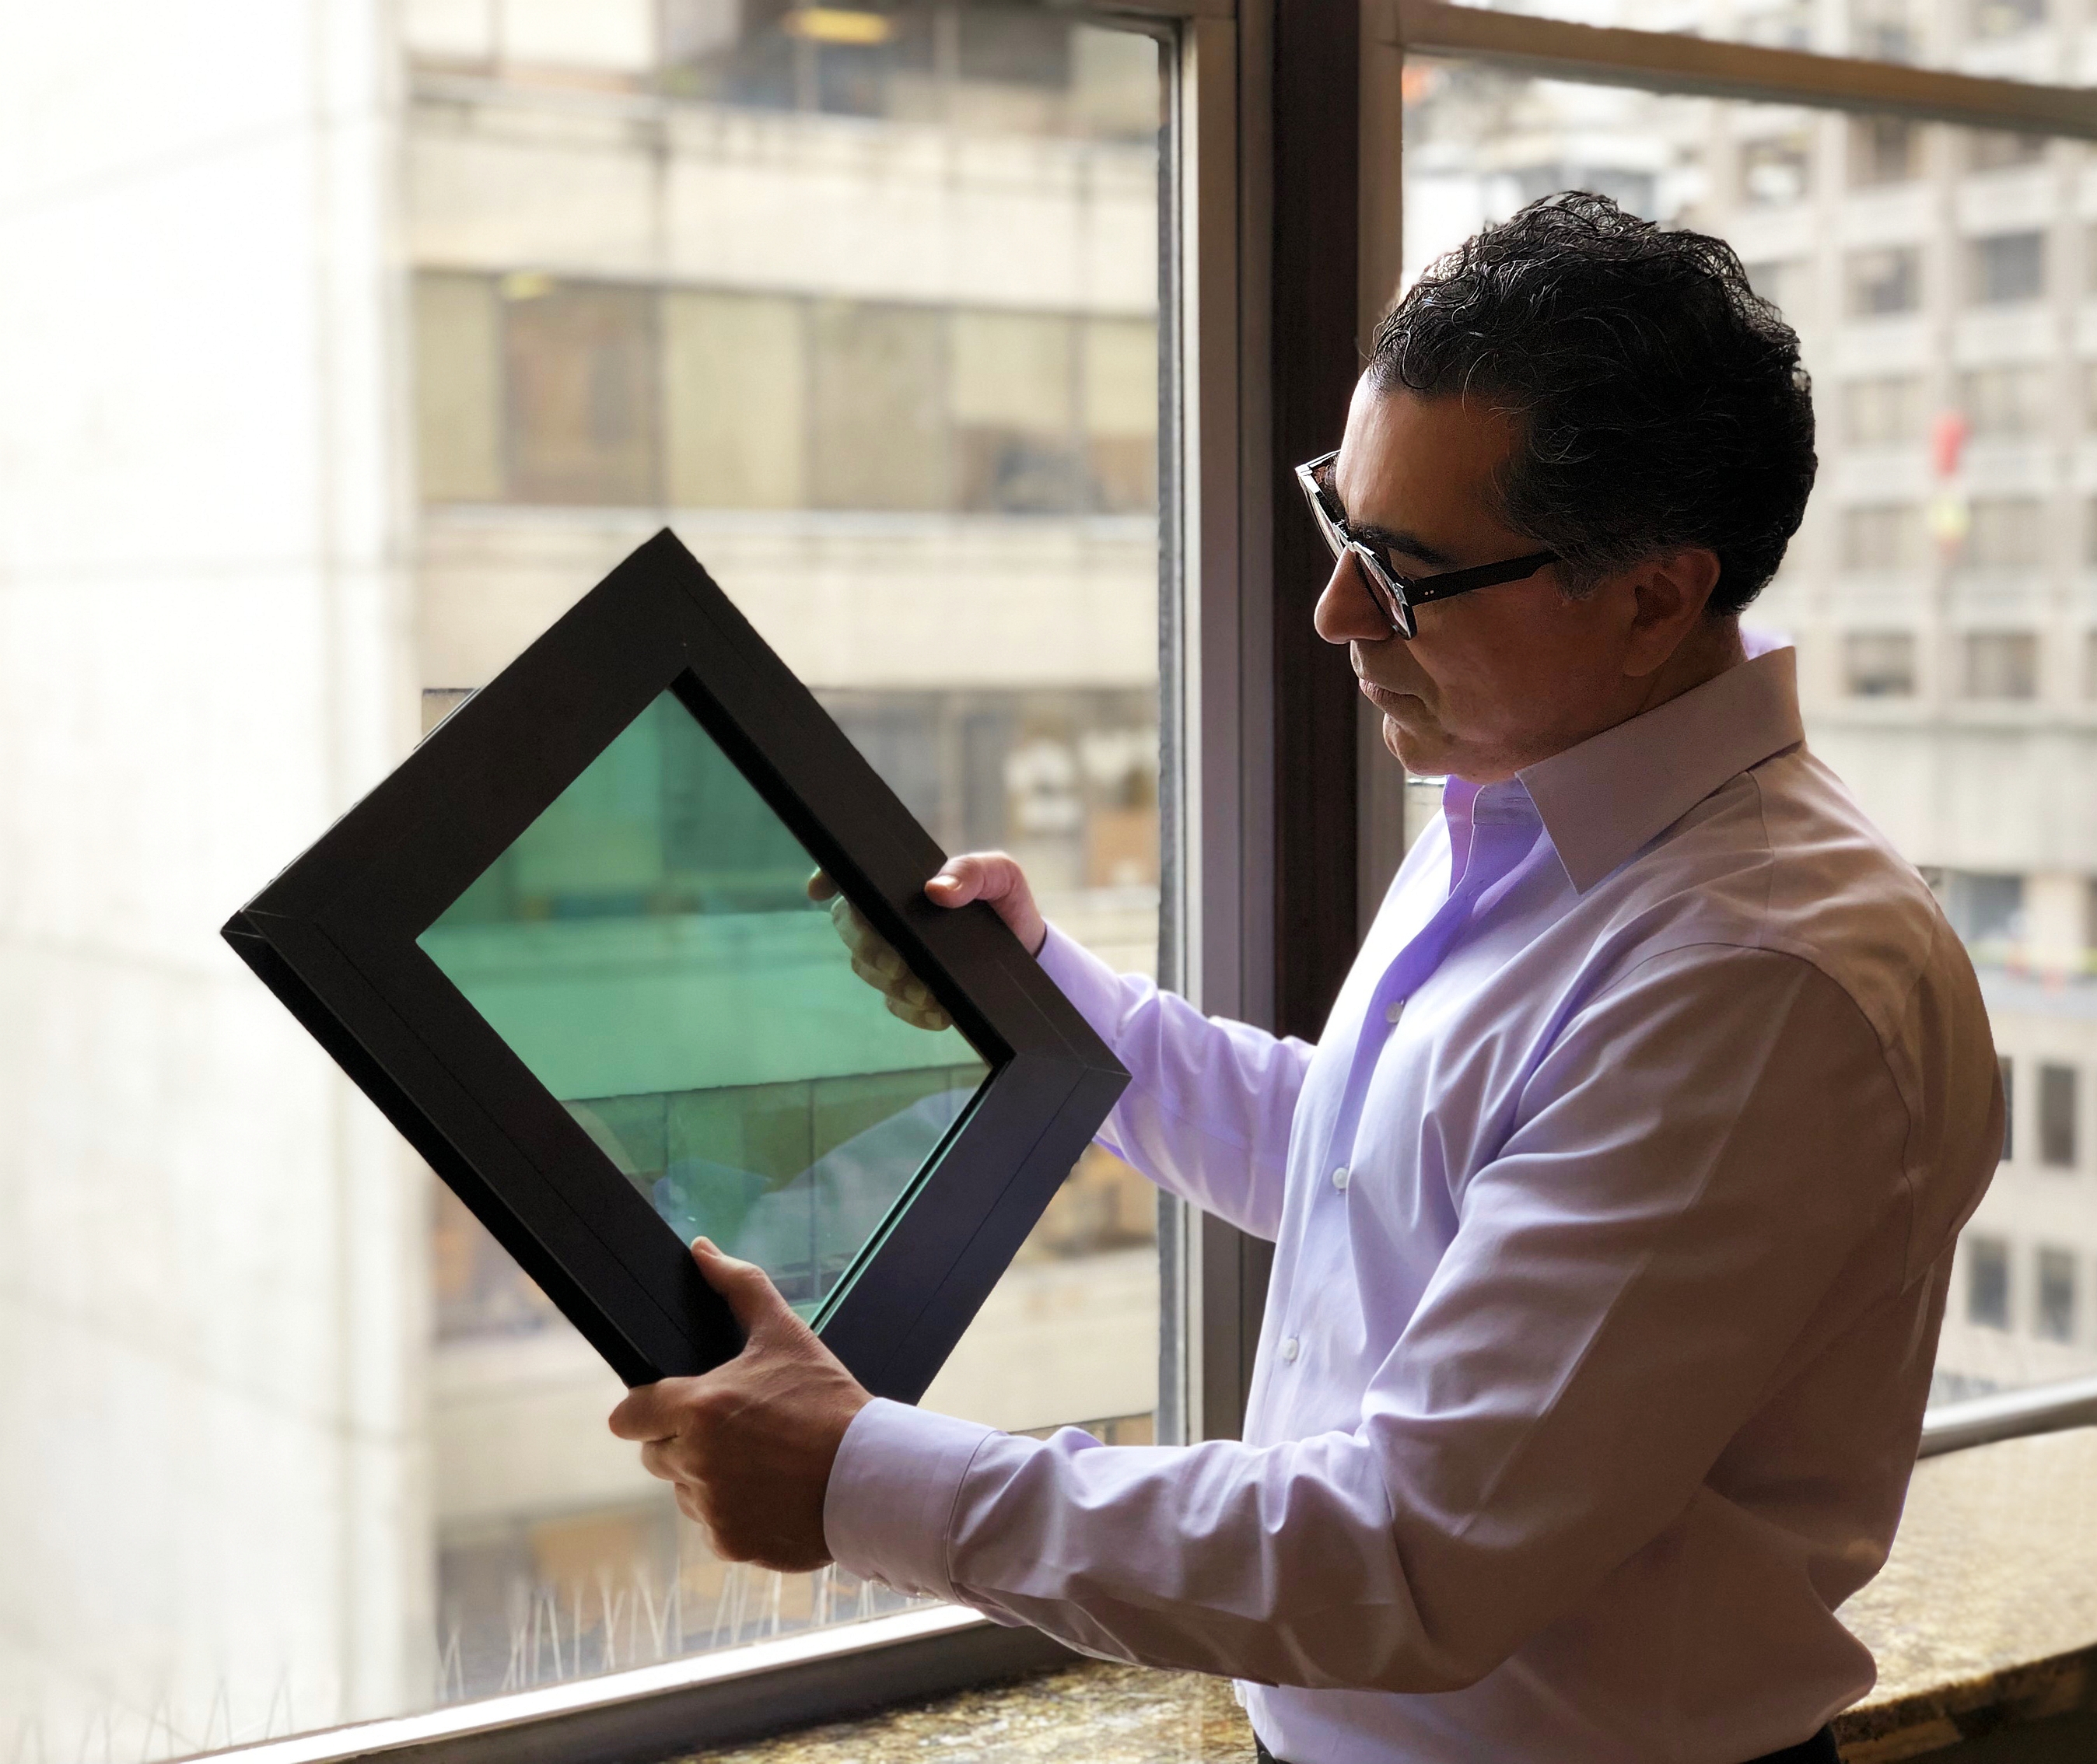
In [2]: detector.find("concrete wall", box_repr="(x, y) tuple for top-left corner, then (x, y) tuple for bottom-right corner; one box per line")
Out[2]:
(0, 0), (426, 1749)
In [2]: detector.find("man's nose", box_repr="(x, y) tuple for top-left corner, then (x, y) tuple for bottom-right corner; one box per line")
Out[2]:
(1314, 552), (1390, 646)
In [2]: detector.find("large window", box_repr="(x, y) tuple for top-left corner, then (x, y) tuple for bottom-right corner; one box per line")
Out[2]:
(10, 2), (2096, 1758)
(411, 0), (1170, 1725)
(0, 1), (1172, 1755)
(1399, 14), (2097, 1421)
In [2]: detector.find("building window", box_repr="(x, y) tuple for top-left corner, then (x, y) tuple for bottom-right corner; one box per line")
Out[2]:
(1842, 502), (1924, 569)
(502, 277), (662, 506)
(1969, 0), (2046, 35)
(1959, 366), (2049, 439)
(809, 299), (953, 510)
(2001, 1055), (2016, 1160)
(2036, 1248), (2077, 1342)
(1961, 632), (2040, 699)
(1966, 130), (2047, 172)
(1744, 258), (1813, 323)
(1848, 245), (1923, 316)
(1843, 631), (1918, 697)
(1969, 232), (2047, 306)
(1739, 132), (1812, 205)
(1737, 0), (1815, 47)
(415, 275), (1160, 518)
(1965, 497), (2048, 569)
(1849, 115), (1924, 184)
(1968, 1235), (2012, 1328)
(2039, 1063), (2078, 1167)
(818, 688), (1160, 897)
(1851, 0), (1924, 57)
(1944, 871), (2025, 951)
(1843, 375), (1923, 445)
(663, 289), (809, 509)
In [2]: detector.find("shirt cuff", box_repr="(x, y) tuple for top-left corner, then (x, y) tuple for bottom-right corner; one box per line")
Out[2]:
(824, 1398), (996, 1601)
(1034, 921), (1134, 1049)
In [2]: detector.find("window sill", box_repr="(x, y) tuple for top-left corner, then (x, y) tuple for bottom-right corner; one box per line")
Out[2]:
(678, 1428), (2097, 1764)
(1835, 1425), (2097, 1759)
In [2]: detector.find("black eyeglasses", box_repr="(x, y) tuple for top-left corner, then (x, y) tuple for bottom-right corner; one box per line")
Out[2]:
(1295, 450), (1560, 639)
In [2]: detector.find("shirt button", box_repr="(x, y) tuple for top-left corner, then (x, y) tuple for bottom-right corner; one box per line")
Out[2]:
(1331, 1165), (1351, 1192)
(1385, 999), (1406, 1024)
(1282, 1336), (1301, 1362)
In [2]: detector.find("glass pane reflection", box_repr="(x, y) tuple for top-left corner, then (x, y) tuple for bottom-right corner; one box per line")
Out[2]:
(418, 688), (988, 1314)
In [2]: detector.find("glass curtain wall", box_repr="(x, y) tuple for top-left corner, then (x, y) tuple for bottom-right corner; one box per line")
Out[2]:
(1402, 56), (2097, 1409)
(0, 2), (1168, 1757)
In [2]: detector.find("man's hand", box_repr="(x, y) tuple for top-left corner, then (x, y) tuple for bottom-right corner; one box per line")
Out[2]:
(608, 1239), (872, 1573)
(922, 852), (1047, 955)
(810, 853), (1048, 1032)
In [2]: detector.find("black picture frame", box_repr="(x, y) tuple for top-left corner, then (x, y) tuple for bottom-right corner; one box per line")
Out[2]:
(222, 530), (1129, 1400)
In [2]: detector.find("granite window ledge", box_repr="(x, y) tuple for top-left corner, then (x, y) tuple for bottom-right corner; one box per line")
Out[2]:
(679, 1427), (2097, 1764)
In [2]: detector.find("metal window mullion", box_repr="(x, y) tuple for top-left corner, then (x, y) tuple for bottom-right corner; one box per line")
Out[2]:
(1357, 0), (1412, 928)
(1385, 0), (2097, 139)
(203, 1608), (1073, 1764)
(1173, 0), (1280, 1445)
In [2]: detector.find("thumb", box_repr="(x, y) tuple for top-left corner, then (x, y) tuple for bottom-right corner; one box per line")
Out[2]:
(691, 1237), (801, 1342)
(925, 857), (981, 905)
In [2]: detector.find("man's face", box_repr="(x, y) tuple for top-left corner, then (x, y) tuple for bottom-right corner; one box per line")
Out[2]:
(1315, 380), (1698, 784)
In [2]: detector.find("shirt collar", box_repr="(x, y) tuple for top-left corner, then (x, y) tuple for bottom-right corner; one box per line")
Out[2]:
(1511, 641), (1805, 894)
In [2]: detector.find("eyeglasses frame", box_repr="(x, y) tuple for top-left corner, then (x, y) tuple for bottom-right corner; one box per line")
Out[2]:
(1295, 450), (1561, 639)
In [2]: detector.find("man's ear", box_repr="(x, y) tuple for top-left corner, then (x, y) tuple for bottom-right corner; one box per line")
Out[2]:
(1623, 547), (1723, 677)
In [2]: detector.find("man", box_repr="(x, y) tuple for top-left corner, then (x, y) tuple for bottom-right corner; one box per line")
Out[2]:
(611, 194), (2001, 1763)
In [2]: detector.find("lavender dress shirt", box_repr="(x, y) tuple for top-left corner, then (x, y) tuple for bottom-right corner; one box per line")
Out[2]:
(824, 644), (2003, 1763)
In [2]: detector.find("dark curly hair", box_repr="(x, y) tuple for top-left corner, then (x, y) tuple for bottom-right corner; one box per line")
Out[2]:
(1369, 191), (1815, 618)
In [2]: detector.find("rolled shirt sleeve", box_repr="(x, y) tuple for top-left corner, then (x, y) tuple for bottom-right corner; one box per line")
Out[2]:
(1034, 923), (1311, 1241)
(826, 946), (1924, 1691)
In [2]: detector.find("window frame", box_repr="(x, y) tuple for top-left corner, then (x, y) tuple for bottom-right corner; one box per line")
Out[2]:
(201, 2), (2097, 1759)
(223, 530), (1129, 1398)
(208, 3), (1262, 1759)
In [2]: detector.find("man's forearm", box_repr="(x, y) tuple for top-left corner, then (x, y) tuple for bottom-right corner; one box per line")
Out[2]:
(1035, 924), (1308, 1240)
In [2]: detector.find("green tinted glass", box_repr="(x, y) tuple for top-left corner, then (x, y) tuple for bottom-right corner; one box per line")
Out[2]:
(418, 688), (989, 1317)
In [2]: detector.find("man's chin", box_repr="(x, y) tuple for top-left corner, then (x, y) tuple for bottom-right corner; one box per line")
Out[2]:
(1379, 705), (1446, 774)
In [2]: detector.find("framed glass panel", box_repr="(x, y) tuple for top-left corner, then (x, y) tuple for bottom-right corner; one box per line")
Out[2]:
(225, 534), (1128, 1394)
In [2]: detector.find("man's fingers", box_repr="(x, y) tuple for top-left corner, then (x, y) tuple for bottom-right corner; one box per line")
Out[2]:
(926, 856), (985, 906)
(829, 898), (905, 977)
(884, 992), (951, 1031)
(926, 854), (1045, 955)
(847, 947), (906, 992)
(639, 1437), (685, 1484)
(691, 1236), (804, 1342)
(828, 896), (953, 1029)
(806, 869), (839, 904)
(672, 1482), (714, 1539)
(607, 1381), (691, 1443)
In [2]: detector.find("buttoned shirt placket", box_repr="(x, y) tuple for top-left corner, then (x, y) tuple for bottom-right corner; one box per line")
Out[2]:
(1319, 778), (1547, 1179)
(1273, 779), (1549, 1376)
